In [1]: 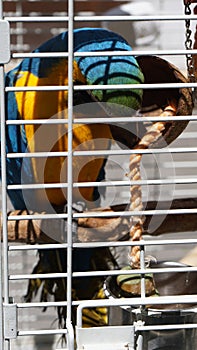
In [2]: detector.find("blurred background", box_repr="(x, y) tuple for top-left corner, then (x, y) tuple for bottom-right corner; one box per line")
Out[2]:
(4, 0), (191, 71)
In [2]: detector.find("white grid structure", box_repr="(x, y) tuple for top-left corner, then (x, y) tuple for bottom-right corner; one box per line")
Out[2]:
(1, 0), (197, 349)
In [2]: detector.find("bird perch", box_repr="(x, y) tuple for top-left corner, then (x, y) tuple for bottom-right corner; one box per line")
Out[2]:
(2, 197), (197, 244)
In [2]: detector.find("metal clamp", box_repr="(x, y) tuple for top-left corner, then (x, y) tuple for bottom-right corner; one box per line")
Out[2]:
(3, 301), (17, 339)
(0, 20), (10, 64)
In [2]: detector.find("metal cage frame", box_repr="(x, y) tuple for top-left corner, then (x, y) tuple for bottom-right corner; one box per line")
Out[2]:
(1, 1), (197, 349)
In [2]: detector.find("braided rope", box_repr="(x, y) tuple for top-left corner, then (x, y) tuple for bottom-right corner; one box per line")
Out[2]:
(128, 103), (177, 268)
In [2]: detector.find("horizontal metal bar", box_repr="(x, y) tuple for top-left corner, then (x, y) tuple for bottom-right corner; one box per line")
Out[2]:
(6, 115), (197, 126)
(73, 208), (197, 217)
(5, 14), (197, 23)
(52, 115), (197, 123)
(6, 208), (197, 222)
(6, 147), (197, 159)
(8, 238), (197, 252)
(6, 177), (197, 191)
(12, 52), (69, 59)
(8, 271), (89, 281)
(9, 272), (66, 280)
(75, 14), (197, 22)
(5, 85), (68, 92)
(9, 265), (197, 281)
(11, 49), (197, 60)
(8, 271), (96, 281)
(7, 213), (68, 220)
(52, 178), (197, 186)
(5, 82), (197, 92)
(7, 238), (197, 252)
(73, 48), (197, 57)
(5, 16), (69, 22)
(18, 329), (67, 336)
(135, 323), (197, 332)
(7, 183), (69, 190)
(8, 243), (69, 251)
(17, 301), (69, 308)
(6, 119), (64, 125)
(7, 151), (69, 158)
(74, 82), (197, 90)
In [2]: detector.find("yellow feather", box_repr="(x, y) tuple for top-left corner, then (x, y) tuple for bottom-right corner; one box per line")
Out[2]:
(14, 60), (112, 207)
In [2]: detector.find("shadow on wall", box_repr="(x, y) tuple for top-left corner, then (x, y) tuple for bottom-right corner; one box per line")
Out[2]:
(34, 335), (56, 350)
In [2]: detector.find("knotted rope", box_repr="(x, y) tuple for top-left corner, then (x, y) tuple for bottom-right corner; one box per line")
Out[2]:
(128, 103), (177, 268)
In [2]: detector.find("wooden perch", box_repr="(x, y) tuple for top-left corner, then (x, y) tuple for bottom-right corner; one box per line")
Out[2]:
(2, 197), (197, 244)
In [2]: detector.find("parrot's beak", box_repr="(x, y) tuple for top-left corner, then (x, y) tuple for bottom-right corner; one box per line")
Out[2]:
(74, 87), (149, 150)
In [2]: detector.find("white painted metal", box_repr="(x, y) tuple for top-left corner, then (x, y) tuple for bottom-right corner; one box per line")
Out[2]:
(0, 20), (10, 64)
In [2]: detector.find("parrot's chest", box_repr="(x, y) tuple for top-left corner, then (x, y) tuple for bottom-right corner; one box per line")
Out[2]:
(12, 62), (112, 207)
(25, 119), (112, 207)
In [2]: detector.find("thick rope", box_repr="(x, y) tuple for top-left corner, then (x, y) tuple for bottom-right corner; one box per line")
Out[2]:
(128, 103), (177, 268)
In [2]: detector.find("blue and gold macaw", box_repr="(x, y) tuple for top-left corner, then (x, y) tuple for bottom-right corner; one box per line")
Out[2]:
(4, 27), (145, 327)
(5, 27), (144, 210)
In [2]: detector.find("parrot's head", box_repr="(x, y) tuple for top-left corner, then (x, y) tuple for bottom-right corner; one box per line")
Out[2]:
(74, 28), (144, 113)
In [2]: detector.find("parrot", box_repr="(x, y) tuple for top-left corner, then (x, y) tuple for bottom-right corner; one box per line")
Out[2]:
(4, 27), (145, 327)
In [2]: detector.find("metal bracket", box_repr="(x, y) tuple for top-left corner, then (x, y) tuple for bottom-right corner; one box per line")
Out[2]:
(0, 20), (10, 64)
(3, 302), (17, 339)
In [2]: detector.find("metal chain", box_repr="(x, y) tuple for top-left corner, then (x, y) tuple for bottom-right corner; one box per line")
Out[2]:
(185, 0), (196, 102)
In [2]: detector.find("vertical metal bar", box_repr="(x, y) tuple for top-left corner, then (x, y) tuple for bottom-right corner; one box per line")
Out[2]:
(67, 0), (74, 348)
(0, 0), (2, 19)
(140, 244), (146, 299)
(0, 3), (4, 349)
(0, 3), (9, 349)
(139, 243), (146, 348)
(0, 246), (3, 350)
(0, 65), (9, 350)
(0, 217), (3, 350)
(0, 69), (4, 350)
